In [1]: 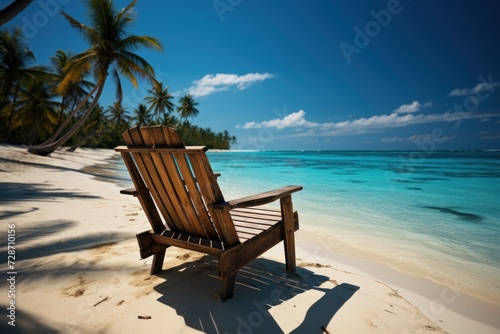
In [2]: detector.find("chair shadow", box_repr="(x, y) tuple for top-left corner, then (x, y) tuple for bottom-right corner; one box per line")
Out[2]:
(153, 255), (359, 333)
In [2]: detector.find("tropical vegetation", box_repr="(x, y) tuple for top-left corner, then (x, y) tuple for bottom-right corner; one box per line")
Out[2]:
(0, 0), (237, 153)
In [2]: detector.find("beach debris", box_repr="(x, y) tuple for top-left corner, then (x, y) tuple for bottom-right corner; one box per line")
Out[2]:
(93, 296), (108, 307)
(321, 325), (330, 334)
(116, 300), (125, 306)
(138, 315), (152, 319)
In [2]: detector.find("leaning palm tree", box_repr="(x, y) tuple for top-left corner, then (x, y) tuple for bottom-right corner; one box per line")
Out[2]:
(67, 103), (108, 150)
(0, 0), (33, 27)
(176, 94), (199, 120)
(50, 49), (94, 130)
(145, 80), (174, 123)
(28, 0), (162, 156)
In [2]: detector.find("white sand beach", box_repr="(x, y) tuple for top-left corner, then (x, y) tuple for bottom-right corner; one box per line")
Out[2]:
(1, 145), (499, 333)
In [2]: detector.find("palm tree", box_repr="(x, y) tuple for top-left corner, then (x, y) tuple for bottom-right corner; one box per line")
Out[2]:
(106, 101), (131, 145)
(145, 80), (174, 123)
(0, 28), (35, 106)
(28, 0), (162, 156)
(107, 101), (130, 130)
(0, 0), (33, 27)
(10, 79), (61, 145)
(0, 27), (47, 141)
(131, 103), (152, 127)
(176, 94), (199, 120)
(157, 113), (179, 127)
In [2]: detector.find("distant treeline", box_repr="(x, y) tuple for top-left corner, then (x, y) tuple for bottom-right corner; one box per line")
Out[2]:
(0, 1), (237, 152)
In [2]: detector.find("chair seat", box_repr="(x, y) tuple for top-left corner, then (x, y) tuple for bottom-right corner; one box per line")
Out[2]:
(231, 207), (284, 242)
(144, 206), (298, 255)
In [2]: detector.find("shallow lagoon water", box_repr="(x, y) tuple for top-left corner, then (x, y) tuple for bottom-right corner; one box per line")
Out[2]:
(115, 150), (500, 301)
(207, 150), (500, 301)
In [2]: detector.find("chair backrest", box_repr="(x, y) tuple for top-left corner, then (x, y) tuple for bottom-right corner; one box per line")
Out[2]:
(120, 126), (240, 246)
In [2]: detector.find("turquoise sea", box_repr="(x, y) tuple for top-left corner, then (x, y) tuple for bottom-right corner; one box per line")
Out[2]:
(117, 150), (500, 301)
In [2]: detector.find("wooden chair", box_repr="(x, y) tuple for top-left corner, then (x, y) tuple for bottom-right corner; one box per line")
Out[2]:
(115, 126), (302, 300)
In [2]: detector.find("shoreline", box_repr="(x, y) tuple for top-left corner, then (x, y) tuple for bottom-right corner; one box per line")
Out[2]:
(1, 145), (499, 333)
(290, 227), (500, 333)
(296, 218), (500, 306)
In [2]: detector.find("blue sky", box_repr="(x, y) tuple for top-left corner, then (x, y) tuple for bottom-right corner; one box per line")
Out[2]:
(8, 0), (500, 150)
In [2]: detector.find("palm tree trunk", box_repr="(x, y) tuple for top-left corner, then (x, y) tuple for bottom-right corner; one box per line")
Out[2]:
(39, 83), (100, 146)
(0, 0), (33, 26)
(3, 82), (19, 142)
(28, 111), (39, 146)
(28, 79), (106, 156)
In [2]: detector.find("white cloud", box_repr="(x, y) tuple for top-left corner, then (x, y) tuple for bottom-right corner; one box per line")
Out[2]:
(188, 73), (273, 97)
(394, 101), (432, 114)
(240, 109), (500, 136)
(242, 110), (318, 129)
(448, 82), (498, 97)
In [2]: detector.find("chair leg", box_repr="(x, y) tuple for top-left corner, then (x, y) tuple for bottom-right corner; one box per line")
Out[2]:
(284, 236), (296, 274)
(150, 248), (166, 275)
(221, 272), (237, 302)
(281, 195), (297, 274)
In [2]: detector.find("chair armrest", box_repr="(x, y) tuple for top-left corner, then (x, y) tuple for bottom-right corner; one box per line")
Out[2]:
(211, 185), (302, 211)
(120, 188), (138, 196)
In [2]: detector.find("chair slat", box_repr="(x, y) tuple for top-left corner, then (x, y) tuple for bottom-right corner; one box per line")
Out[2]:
(188, 154), (240, 246)
(156, 152), (207, 237)
(140, 128), (198, 235)
(133, 152), (183, 231)
(173, 153), (220, 240)
(131, 128), (184, 232)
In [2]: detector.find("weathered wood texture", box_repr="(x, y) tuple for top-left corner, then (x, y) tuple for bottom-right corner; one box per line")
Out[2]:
(116, 126), (303, 300)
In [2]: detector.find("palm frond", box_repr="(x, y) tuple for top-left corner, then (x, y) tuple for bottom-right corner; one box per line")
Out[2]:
(116, 35), (163, 52)
(57, 51), (94, 94)
(114, 52), (156, 88)
(61, 11), (101, 46)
